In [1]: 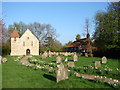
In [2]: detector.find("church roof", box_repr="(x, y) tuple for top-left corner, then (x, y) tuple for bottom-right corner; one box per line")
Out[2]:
(11, 29), (20, 38)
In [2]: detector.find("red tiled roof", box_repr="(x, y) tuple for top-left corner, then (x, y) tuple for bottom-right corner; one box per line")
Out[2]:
(11, 30), (20, 38)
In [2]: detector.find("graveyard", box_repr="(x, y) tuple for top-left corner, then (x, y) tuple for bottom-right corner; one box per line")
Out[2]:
(2, 53), (120, 88)
(1, 1), (119, 89)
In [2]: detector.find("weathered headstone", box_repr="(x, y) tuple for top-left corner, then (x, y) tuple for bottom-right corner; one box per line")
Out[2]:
(64, 52), (68, 56)
(79, 53), (83, 56)
(73, 53), (78, 61)
(65, 58), (68, 62)
(68, 62), (75, 67)
(94, 61), (101, 69)
(1, 57), (7, 63)
(56, 56), (62, 63)
(85, 53), (88, 57)
(56, 63), (68, 82)
(48, 51), (52, 57)
(102, 56), (107, 64)
(42, 51), (48, 59)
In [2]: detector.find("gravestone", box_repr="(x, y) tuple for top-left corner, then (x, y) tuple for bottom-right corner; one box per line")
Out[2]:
(64, 52), (68, 56)
(1, 57), (7, 63)
(73, 53), (78, 61)
(42, 51), (48, 59)
(68, 62), (75, 67)
(56, 56), (62, 63)
(79, 53), (83, 56)
(102, 56), (107, 64)
(56, 63), (68, 82)
(94, 61), (101, 69)
(85, 53), (88, 57)
(48, 51), (52, 57)
(65, 58), (68, 62)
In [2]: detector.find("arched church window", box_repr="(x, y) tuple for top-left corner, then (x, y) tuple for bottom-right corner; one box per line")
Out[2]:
(14, 38), (16, 41)
(23, 42), (25, 46)
(31, 41), (33, 46)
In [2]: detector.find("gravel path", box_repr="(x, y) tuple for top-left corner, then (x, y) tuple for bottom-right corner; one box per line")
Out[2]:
(20, 56), (34, 66)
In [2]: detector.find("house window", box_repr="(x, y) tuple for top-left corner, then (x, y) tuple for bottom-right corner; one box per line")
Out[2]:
(31, 41), (33, 46)
(27, 37), (29, 39)
(14, 38), (16, 41)
(23, 42), (25, 46)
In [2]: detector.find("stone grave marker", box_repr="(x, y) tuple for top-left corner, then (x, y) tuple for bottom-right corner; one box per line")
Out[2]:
(48, 51), (52, 57)
(56, 56), (62, 63)
(85, 53), (88, 57)
(102, 56), (107, 64)
(73, 53), (78, 61)
(65, 58), (68, 62)
(68, 62), (75, 67)
(42, 51), (48, 59)
(56, 63), (68, 82)
(94, 61), (101, 69)
(1, 57), (7, 63)
(65, 52), (68, 56)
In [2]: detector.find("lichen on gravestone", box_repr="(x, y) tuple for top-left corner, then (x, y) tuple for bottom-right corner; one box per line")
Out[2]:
(56, 63), (68, 82)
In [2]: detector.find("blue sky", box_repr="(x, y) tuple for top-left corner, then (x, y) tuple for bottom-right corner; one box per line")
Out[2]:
(2, 2), (108, 45)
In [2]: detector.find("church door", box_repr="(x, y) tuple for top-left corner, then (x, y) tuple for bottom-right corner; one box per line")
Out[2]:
(26, 49), (30, 55)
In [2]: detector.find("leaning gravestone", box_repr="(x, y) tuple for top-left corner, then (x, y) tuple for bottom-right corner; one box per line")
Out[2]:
(102, 56), (107, 64)
(56, 56), (62, 63)
(1, 57), (7, 63)
(73, 53), (78, 61)
(94, 61), (101, 69)
(56, 63), (68, 82)
(68, 62), (75, 68)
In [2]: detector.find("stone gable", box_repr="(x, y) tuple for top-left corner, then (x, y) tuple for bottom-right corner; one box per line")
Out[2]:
(10, 29), (39, 56)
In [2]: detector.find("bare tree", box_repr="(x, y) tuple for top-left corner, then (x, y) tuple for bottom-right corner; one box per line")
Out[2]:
(82, 18), (90, 37)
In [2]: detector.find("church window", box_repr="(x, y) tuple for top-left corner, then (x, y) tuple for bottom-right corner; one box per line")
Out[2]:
(23, 42), (25, 46)
(14, 38), (16, 41)
(31, 41), (33, 46)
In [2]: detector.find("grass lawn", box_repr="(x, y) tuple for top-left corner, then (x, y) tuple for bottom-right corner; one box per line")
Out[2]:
(0, 64), (2, 89)
(2, 55), (119, 88)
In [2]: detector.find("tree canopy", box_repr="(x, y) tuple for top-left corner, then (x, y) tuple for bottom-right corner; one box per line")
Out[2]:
(93, 2), (119, 49)
(76, 34), (81, 41)
(93, 2), (120, 58)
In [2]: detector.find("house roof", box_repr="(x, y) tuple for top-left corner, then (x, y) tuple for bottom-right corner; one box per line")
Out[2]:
(66, 38), (91, 48)
(11, 29), (20, 38)
(66, 41), (81, 48)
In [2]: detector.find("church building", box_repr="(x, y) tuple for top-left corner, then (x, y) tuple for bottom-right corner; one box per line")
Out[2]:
(10, 29), (39, 56)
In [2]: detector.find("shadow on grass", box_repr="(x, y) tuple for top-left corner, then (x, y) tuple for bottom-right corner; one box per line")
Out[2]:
(68, 60), (73, 61)
(43, 74), (56, 82)
(51, 61), (56, 63)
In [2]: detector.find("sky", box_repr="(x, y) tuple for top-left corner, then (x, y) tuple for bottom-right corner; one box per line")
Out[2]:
(2, 2), (108, 45)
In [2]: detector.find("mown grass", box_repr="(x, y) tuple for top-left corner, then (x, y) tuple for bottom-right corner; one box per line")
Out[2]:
(33, 55), (119, 79)
(0, 64), (2, 89)
(2, 55), (119, 88)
